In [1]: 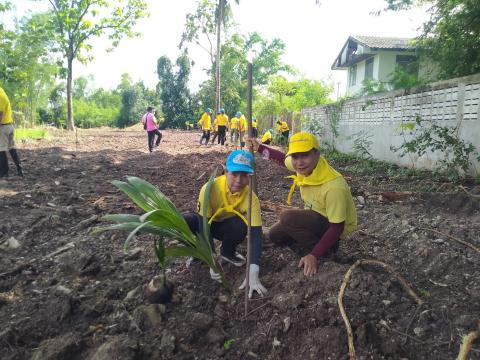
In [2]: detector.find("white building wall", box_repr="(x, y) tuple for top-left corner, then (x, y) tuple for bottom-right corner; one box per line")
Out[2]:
(377, 52), (397, 82)
(302, 73), (480, 173)
(345, 50), (418, 95)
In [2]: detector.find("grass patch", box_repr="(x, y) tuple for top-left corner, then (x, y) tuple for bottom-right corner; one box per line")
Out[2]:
(14, 127), (49, 140)
(321, 147), (451, 183)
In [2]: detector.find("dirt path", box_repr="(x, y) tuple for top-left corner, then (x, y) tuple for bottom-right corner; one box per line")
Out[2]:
(0, 127), (479, 359)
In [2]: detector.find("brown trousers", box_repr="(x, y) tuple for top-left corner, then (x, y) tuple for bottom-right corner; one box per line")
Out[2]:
(268, 209), (332, 256)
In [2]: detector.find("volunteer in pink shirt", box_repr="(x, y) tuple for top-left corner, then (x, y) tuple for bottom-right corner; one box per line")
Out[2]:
(142, 106), (162, 152)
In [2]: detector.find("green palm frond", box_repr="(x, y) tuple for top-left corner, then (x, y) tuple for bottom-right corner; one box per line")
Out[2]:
(93, 173), (229, 288)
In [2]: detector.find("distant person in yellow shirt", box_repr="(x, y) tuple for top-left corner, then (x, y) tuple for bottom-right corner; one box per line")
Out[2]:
(230, 112), (240, 145)
(0, 86), (23, 178)
(198, 108), (212, 145)
(210, 112), (220, 145)
(261, 129), (272, 145)
(251, 117), (258, 138)
(183, 150), (267, 297)
(276, 120), (290, 145)
(238, 113), (247, 149)
(216, 108), (229, 145)
(248, 132), (357, 278)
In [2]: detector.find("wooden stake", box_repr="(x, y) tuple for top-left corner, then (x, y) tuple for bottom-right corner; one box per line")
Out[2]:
(244, 60), (256, 318)
(244, 175), (253, 318)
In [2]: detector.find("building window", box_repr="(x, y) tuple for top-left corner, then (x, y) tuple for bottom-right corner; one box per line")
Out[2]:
(364, 57), (374, 79)
(349, 64), (357, 86)
(396, 55), (418, 75)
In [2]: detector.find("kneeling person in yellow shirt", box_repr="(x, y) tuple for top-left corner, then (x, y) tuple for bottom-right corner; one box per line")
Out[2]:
(183, 150), (267, 297)
(248, 132), (357, 278)
(261, 130), (272, 145)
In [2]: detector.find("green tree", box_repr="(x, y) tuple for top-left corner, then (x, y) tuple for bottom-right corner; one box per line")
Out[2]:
(214, 0), (239, 113)
(180, 0), (238, 112)
(383, 0), (480, 79)
(47, 83), (67, 127)
(72, 76), (121, 128)
(117, 76), (159, 128)
(46, 0), (148, 130)
(157, 54), (195, 128)
(255, 76), (332, 119)
(196, 32), (292, 116)
(73, 75), (93, 100)
(0, 12), (60, 123)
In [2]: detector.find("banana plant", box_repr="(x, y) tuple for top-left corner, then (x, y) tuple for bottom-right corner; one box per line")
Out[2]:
(93, 170), (229, 289)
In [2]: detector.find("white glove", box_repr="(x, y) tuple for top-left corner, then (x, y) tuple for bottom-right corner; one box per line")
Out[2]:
(210, 268), (222, 283)
(239, 264), (267, 298)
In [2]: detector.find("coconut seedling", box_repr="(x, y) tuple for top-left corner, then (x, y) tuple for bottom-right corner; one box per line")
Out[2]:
(94, 172), (228, 303)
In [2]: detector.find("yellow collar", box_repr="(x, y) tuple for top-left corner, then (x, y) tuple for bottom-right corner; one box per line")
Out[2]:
(208, 175), (248, 225)
(286, 156), (341, 204)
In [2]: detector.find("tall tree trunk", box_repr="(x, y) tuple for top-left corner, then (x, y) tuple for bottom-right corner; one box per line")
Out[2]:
(66, 55), (75, 131)
(215, 0), (225, 113)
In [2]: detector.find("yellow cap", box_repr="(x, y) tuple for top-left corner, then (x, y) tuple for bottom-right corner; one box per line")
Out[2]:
(286, 132), (320, 156)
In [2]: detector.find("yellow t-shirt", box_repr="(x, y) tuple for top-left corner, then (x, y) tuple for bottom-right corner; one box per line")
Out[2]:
(197, 175), (262, 226)
(0, 87), (13, 125)
(299, 176), (357, 239)
(261, 130), (272, 143)
(230, 117), (239, 130)
(217, 114), (229, 126)
(277, 121), (289, 132)
(239, 115), (247, 132)
(252, 120), (258, 129)
(198, 112), (211, 130)
(213, 118), (219, 131)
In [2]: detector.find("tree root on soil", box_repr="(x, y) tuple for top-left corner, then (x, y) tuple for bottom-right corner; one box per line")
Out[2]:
(456, 329), (480, 360)
(0, 261), (35, 279)
(423, 227), (480, 255)
(459, 185), (480, 199)
(338, 259), (424, 360)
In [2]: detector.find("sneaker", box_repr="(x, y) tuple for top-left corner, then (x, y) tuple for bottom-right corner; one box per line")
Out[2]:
(220, 252), (246, 267)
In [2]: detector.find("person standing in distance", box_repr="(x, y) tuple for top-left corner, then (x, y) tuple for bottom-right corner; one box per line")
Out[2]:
(198, 108), (212, 145)
(142, 106), (162, 153)
(0, 86), (23, 178)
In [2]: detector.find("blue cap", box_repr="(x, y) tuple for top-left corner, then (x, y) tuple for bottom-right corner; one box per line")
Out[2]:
(206, 108), (212, 113)
(226, 150), (255, 173)
(220, 108), (225, 113)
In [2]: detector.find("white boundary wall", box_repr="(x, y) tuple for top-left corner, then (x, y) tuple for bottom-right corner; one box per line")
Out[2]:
(302, 73), (480, 172)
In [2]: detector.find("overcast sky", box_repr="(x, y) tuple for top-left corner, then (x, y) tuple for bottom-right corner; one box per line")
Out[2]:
(9, 0), (429, 97)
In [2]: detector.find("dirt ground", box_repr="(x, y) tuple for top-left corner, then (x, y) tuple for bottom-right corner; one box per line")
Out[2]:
(0, 127), (479, 360)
